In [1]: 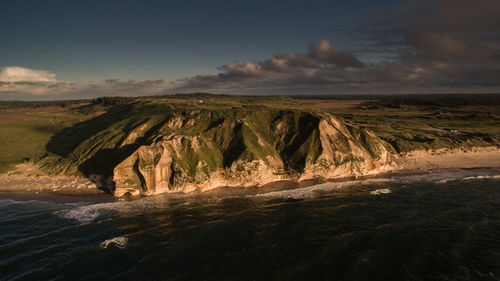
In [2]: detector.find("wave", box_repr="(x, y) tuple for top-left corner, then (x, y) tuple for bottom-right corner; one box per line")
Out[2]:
(56, 195), (174, 223)
(250, 169), (500, 199)
(436, 179), (454, 184)
(52, 169), (500, 221)
(385, 168), (500, 185)
(0, 199), (17, 208)
(370, 189), (392, 195)
(435, 174), (500, 184)
(57, 202), (121, 223)
(59, 180), (366, 221)
(251, 178), (394, 199)
(463, 175), (500, 180)
(100, 237), (128, 249)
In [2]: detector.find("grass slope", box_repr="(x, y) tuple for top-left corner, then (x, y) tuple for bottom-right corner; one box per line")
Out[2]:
(1, 94), (499, 176)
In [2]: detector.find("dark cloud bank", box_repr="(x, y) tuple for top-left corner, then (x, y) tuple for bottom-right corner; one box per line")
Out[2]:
(175, 0), (500, 94)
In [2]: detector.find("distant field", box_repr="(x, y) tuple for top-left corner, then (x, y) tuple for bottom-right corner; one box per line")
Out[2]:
(0, 104), (95, 173)
(263, 98), (371, 110)
(0, 94), (499, 173)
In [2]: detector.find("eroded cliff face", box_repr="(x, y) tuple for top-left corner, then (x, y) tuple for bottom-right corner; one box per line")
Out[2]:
(37, 102), (395, 196)
(110, 109), (395, 196)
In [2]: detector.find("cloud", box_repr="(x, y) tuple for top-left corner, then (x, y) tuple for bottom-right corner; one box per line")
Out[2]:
(174, 0), (500, 94)
(3, 0), (500, 98)
(0, 66), (57, 82)
(307, 39), (364, 68)
(398, 0), (500, 35)
(221, 62), (265, 79)
(405, 32), (500, 64)
(95, 79), (166, 96)
(173, 39), (424, 93)
(0, 66), (167, 99)
(174, 39), (368, 91)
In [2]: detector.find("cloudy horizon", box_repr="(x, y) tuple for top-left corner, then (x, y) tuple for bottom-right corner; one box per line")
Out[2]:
(1, 0), (500, 100)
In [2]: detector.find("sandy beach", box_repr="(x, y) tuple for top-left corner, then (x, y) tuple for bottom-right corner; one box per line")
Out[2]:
(395, 146), (500, 171)
(0, 163), (104, 196)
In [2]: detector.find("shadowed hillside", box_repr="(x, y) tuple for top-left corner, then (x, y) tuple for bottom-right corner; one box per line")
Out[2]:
(2, 94), (498, 195)
(38, 100), (393, 195)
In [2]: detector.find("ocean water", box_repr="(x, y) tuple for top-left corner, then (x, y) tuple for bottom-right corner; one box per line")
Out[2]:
(1, 169), (500, 281)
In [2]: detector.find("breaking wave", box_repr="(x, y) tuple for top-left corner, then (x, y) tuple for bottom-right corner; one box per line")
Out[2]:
(57, 202), (120, 223)
(56, 196), (174, 223)
(370, 188), (392, 195)
(0, 199), (17, 208)
(435, 179), (453, 184)
(100, 237), (128, 249)
(53, 168), (500, 223)
(436, 174), (500, 184)
(251, 178), (394, 199)
(463, 175), (500, 180)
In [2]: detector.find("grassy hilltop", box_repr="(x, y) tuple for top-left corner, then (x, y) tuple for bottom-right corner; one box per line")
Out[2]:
(1, 94), (499, 193)
(30, 97), (392, 194)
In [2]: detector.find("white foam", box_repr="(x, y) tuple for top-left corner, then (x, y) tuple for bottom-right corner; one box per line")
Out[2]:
(100, 237), (128, 249)
(251, 178), (393, 199)
(400, 172), (461, 182)
(57, 202), (120, 223)
(52, 170), (500, 222)
(253, 182), (347, 199)
(398, 169), (500, 184)
(57, 195), (174, 223)
(463, 175), (500, 181)
(417, 171), (500, 185)
(436, 179), (455, 184)
(370, 189), (392, 195)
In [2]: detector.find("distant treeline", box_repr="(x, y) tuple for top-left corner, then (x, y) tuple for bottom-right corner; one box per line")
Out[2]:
(291, 95), (378, 100)
(0, 96), (137, 109)
(0, 99), (90, 109)
(92, 96), (136, 106)
(2, 93), (500, 109)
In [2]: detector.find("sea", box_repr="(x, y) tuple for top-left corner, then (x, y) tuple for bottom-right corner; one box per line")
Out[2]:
(1, 168), (500, 281)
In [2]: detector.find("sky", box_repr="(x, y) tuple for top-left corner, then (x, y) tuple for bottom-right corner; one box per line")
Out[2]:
(1, 0), (499, 99)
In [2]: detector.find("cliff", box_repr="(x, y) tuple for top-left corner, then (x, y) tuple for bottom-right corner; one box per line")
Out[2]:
(37, 102), (395, 196)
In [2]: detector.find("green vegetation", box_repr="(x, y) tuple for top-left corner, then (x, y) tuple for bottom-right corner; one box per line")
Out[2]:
(332, 95), (500, 153)
(38, 104), (331, 179)
(0, 104), (98, 173)
(1, 93), (499, 178)
(0, 99), (89, 109)
(92, 96), (136, 106)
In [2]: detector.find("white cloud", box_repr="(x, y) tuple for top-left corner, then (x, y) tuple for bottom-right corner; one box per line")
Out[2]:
(0, 66), (168, 99)
(0, 66), (57, 82)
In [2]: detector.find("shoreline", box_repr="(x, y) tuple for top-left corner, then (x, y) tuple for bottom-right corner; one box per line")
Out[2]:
(0, 163), (107, 197)
(1, 146), (499, 198)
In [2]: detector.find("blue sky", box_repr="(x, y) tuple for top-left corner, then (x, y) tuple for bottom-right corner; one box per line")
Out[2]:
(1, 0), (499, 99)
(1, 0), (400, 81)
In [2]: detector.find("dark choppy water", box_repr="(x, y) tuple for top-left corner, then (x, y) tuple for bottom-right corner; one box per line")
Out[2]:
(1, 169), (500, 281)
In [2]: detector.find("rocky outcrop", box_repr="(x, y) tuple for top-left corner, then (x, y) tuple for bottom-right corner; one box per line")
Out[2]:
(38, 102), (396, 196)
(110, 109), (395, 196)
